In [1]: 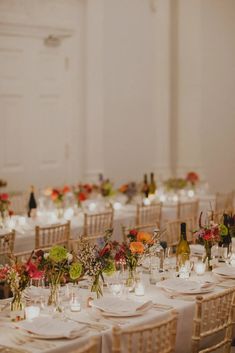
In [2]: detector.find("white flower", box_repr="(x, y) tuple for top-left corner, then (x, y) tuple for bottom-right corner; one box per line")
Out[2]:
(66, 253), (73, 262)
(44, 253), (49, 259)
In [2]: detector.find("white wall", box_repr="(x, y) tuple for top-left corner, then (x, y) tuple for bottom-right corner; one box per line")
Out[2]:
(175, 0), (235, 192)
(201, 0), (235, 192)
(1, 0), (235, 192)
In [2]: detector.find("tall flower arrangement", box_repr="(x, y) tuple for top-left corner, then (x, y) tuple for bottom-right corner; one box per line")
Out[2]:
(194, 212), (221, 270)
(75, 230), (115, 297)
(32, 246), (83, 305)
(0, 253), (44, 316)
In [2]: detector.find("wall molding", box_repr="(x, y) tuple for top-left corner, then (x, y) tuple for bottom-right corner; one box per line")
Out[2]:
(0, 22), (73, 39)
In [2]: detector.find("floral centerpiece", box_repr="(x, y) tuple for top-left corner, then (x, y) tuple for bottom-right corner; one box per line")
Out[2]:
(75, 230), (115, 298)
(100, 179), (115, 197)
(0, 179), (7, 188)
(194, 213), (221, 270)
(164, 178), (187, 192)
(0, 254), (44, 319)
(118, 182), (138, 203)
(32, 246), (83, 306)
(186, 171), (199, 187)
(114, 229), (154, 285)
(46, 185), (71, 207)
(0, 193), (10, 220)
(73, 183), (93, 206)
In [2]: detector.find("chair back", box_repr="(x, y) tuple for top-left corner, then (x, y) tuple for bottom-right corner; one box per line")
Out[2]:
(165, 218), (195, 247)
(177, 200), (199, 226)
(82, 209), (114, 242)
(192, 287), (235, 353)
(0, 230), (15, 264)
(136, 203), (162, 229)
(215, 191), (234, 214)
(112, 311), (178, 353)
(35, 221), (70, 250)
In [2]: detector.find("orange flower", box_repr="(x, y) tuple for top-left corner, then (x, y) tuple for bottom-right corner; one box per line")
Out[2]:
(119, 184), (128, 193)
(137, 232), (152, 244)
(129, 242), (144, 254)
(63, 185), (70, 194)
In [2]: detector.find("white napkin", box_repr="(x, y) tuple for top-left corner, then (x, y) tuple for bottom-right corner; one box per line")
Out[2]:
(92, 297), (152, 315)
(16, 317), (87, 339)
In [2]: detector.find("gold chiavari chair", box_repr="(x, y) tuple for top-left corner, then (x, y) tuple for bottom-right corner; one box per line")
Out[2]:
(35, 221), (70, 251)
(0, 230), (15, 298)
(192, 288), (235, 353)
(112, 311), (178, 353)
(215, 191), (234, 214)
(0, 230), (15, 260)
(71, 337), (100, 353)
(136, 203), (162, 229)
(165, 218), (195, 248)
(177, 200), (199, 227)
(82, 209), (114, 242)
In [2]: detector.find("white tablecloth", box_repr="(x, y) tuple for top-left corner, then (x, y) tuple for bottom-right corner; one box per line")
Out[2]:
(0, 271), (232, 353)
(12, 195), (215, 254)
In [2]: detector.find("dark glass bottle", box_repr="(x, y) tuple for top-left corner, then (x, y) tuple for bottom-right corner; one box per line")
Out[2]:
(28, 186), (37, 217)
(142, 174), (149, 198)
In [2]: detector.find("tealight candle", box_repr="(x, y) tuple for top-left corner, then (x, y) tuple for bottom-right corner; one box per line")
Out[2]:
(135, 282), (145, 296)
(25, 306), (40, 320)
(110, 283), (122, 296)
(70, 295), (81, 312)
(194, 262), (206, 275)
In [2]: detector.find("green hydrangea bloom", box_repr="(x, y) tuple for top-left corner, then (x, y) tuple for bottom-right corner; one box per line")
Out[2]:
(48, 245), (68, 263)
(220, 224), (229, 236)
(69, 262), (83, 280)
(103, 260), (116, 276)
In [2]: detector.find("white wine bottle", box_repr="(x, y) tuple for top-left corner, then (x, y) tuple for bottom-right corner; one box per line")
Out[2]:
(149, 172), (156, 195)
(176, 222), (190, 270)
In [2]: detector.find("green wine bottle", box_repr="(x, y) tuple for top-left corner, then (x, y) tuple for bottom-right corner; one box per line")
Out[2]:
(176, 222), (190, 270)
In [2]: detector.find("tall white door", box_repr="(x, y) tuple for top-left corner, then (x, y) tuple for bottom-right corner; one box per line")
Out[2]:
(0, 33), (75, 191)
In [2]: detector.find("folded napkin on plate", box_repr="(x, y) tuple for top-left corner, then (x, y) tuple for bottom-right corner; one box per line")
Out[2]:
(92, 297), (152, 314)
(16, 317), (87, 339)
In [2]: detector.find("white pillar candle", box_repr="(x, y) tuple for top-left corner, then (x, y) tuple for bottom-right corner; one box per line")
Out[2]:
(194, 262), (206, 275)
(25, 306), (40, 320)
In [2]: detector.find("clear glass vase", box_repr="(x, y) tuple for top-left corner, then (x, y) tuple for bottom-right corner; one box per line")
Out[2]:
(91, 274), (103, 298)
(48, 283), (60, 307)
(10, 291), (25, 321)
(203, 242), (212, 271)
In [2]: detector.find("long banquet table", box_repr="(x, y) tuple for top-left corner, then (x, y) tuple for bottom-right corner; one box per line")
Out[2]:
(0, 269), (233, 353)
(11, 194), (215, 254)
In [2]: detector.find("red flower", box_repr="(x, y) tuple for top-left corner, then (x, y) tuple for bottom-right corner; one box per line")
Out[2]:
(0, 193), (9, 201)
(99, 244), (111, 257)
(84, 184), (93, 193)
(26, 262), (44, 280)
(78, 192), (87, 202)
(129, 229), (138, 237)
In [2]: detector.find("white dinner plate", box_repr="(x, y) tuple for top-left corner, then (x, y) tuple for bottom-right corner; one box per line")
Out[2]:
(212, 266), (235, 279)
(156, 278), (215, 294)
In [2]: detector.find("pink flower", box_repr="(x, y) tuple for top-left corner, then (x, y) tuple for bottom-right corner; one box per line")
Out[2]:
(26, 262), (44, 280)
